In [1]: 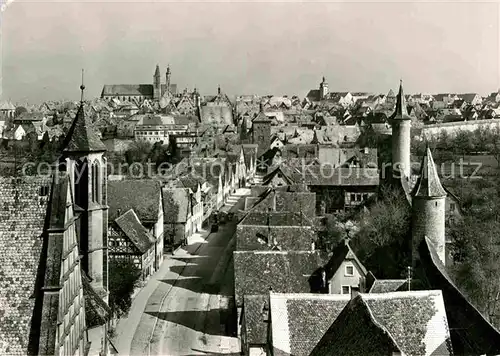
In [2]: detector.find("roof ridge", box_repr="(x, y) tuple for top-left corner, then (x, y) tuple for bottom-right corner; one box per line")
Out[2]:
(356, 296), (404, 353)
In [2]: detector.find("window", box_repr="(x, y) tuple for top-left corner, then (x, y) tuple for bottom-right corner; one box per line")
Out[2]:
(350, 193), (356, 202)
(341, 285), (351, 294)
(450, 203), (456, 212)
(345, 265), (354, 276)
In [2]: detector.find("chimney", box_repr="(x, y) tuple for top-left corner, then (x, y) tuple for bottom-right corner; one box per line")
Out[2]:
(117, 208), (122, 216)
(262, 302), (269, 322)
(350, 286), (360, 300)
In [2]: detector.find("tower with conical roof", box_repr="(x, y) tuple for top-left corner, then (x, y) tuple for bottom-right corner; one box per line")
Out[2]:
(390, 80), (412, 179)
(153, 64), (161, 100)
(411, 145), (447, 268)
(61, 71), (109, 302)
(319, 76), (329, 100)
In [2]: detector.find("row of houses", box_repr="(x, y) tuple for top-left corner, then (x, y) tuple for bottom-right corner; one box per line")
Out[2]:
(233, 150), (498, 356)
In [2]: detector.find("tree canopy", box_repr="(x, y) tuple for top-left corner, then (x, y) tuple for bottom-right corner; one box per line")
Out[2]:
(108, 258), (142, 318)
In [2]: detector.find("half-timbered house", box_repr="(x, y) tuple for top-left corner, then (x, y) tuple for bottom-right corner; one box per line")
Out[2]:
(108, 209), (156, 280)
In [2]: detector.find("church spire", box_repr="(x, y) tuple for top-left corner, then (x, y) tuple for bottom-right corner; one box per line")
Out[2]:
(80, 69), (85, 103)
(154, 64), (160, 77)
(390, 80), (411, 121)
(62, 76), (107, 153)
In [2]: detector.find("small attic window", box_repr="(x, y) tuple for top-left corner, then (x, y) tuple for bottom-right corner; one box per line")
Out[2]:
(39, 186), (49, 196)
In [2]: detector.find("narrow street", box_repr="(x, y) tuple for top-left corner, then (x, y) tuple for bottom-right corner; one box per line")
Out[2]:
(114, 188), (250, 356)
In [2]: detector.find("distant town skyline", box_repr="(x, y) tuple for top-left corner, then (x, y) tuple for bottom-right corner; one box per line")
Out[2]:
(2, 0), (499, 103)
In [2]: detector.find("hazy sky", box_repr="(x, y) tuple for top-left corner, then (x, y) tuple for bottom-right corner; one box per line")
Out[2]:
(1, 0), (499, 103)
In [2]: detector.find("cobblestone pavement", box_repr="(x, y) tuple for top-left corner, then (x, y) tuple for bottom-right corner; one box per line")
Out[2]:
(113, 188), (250, 356)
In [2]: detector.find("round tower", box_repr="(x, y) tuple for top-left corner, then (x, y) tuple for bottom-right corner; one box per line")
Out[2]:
(390, 80), (412, 179)
(411, 146), (447, 268)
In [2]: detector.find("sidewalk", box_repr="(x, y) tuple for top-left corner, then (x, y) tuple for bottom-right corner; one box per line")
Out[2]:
(111, 228), (211, 355)
(111, 187), (250, 355)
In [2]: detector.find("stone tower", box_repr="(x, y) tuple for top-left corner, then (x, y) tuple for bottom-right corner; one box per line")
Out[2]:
(61, 80), (109, 302)
(166, 65), (171, 95)
(252, 104), (272, 156)
(153, 64), (161, 100)
(319, 76), (329, 100)
(390, 80), (412, 179)
(411, 146), (447, 268)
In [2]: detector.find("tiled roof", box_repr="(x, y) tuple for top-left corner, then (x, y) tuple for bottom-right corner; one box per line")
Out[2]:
(243, 295), (268, 345)
(247, 190), (317, 218)
(62, 103), (107, 153)
(236, 225), (315, 251)
(0, 176), (52, 355)
(114, 209), (155, 253)
(233, 250), (327, 306)
(101, 84), (154, 96)
(0, 101), (15, 110)
(317, 147), (378, 168)
(162, 187), (191, 223)
(82, 273), (112, 328)
(238, 211), (312, 227)
(311, 291), (452, 356)
(108, 180), (162, 223)
(457, 93), (479, 103)
(200, 105), (233, 126)
(412, 147), (446, 197)
(368, 279), (407, 293)
(270, 293), (350, 356)
(418, 237), (500, 354)
(291, 166), (380, 186)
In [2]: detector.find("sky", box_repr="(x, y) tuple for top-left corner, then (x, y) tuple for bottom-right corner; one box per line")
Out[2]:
(1, 0), (499, 104)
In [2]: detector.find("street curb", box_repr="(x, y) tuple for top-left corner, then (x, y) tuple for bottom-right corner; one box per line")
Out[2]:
(148, 230), (211, 356)
(207, 234), (235, 286)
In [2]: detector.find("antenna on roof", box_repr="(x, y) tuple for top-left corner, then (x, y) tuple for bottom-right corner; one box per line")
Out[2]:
(80, 69), (85, 103)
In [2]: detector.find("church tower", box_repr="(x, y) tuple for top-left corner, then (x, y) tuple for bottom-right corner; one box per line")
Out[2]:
(166, 65), (171, 95)
(153, 64), (161, 100)
(252, 103), (272, 156)
(61, 74), (109, 302)
(390, 80), (412, 179)
(319, 76), (329, 100)
(411, 145), (447, 268)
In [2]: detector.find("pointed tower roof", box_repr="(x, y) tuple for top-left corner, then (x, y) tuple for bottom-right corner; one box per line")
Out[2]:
(412, 146), (446, 198)
(166, 64), (171, 74)
(390, 80), (412, 121)
(387, 88), (395, 97)
(154, 64), (160, 77)
(62, 74), (106, 153)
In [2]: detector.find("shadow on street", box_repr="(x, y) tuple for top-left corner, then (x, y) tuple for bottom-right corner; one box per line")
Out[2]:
(146, 309), (227, 336)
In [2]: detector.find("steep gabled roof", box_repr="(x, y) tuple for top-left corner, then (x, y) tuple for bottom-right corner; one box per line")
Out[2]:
(243, 295), (269, 345)
(412, 146), (446, 198)
(323, 241), (368, 280)
(418, 237), (500, 354)
(0, 176), (52, 355)
(233, 250), (327, 306)
(114, 209), (156, 253)
(270, 293), (351, 356)
(62, 103), (107, 153)
(311, 291), (452, 356)
(107, 180), (162, 223)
